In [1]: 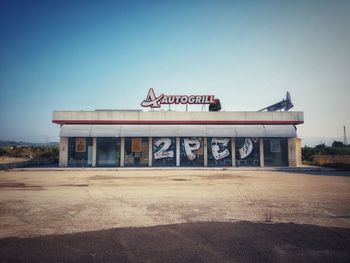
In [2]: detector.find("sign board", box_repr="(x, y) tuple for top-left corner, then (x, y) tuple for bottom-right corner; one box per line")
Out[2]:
(75, 138), (86, 152)
(141, 88), (216, 108)
(132, 138), (142, 152)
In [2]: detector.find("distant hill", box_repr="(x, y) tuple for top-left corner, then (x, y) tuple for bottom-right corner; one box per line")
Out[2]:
(0, 140), (58, 147)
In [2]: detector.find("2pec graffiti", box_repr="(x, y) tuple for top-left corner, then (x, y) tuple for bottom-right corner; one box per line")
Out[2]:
(153, 137), (234, 161)
(153, 138), (174, 160)
(211, 138), (230, 160)
(183, 138), (201, 161)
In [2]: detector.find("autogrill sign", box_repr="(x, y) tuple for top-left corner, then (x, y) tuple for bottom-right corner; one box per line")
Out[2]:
(141, 88), (215, 108)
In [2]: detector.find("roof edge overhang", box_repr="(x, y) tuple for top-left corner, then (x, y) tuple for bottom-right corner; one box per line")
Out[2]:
(52, 111), (304, 126)
(52, 120), (303, 125)
(59, 124), (298, 138)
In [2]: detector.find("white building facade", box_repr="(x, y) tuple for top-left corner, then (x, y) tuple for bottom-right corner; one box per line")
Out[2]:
(53, 110), (303, 168)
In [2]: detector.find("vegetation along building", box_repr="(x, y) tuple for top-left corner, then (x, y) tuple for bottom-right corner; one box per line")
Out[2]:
(52, 89), (303, 168)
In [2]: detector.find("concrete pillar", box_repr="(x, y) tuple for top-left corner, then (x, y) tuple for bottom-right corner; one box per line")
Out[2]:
(203, 137), (208, 167)
(59, 137), (68, 167)
(288, 137), (301, 167)
(176, 137), (180, 166)
(231, 138), (236, 167)
(148, 137), (153, 167)
(296, 138), (301, 166)
(259, 138), (264, 167)
(92, 137), (97, 167)
(120, 137), (125, 167)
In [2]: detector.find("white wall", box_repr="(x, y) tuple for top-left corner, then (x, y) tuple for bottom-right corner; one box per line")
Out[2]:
(53, 110), (304, 124)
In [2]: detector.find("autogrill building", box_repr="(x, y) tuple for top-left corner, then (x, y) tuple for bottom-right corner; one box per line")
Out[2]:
(53, 110), (303, 168)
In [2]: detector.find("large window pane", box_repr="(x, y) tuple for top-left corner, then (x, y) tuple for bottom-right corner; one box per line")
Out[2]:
(180, 137), (204, 166)
(208, 137), (232, 167)
(152, 137), (176, 167)
(96, 137), (120, 167)
(68, 137), (93, 167)
(235, 137), (260, 166)
(124, 137), (149, 167)
(263, 138), (288, 166)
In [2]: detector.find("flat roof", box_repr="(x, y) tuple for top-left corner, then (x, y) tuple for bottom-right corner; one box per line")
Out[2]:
(52, 110), (304, 126)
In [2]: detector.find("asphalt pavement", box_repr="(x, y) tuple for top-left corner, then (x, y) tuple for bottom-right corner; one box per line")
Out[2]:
(0, 221), (349, 263)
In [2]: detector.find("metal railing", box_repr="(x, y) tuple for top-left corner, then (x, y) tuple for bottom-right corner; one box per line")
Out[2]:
(0, 158), (58, 170)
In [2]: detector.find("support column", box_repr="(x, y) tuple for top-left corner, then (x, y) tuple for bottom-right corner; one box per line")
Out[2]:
(259, 138), (264, 167)
(288, 137), (301, 167)
(231, 138), (236, 167)
(203, 137), (208, 167)
(120, 137), (125, 167)
(92, 137), (97, 167)
(148, 137), (153, 167)
(59, 137), (68, 167)
(176, 137), (180, 167)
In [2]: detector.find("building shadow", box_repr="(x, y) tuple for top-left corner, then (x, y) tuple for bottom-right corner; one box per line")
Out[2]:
(0, 221), (349, 263)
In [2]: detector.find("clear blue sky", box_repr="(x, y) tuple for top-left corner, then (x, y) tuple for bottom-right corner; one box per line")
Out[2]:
(0, 0), (349, 145)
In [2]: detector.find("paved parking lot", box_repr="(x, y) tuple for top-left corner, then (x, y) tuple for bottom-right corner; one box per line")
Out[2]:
(1, 221), (349, 263)
(0, 169), (349, 262)
(0, 169), (349, 238)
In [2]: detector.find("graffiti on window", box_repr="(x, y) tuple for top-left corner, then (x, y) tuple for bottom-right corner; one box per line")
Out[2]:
(153, 138), (175, 159)
(181, 137), (204, 166)
(236, 137), (260, 166)
(211, 138), (230, 160)
(183, 138), (201, 160)
(152, 137), (176, 166)
(208, 137), (232, 167)
(238, 137), (258, 159)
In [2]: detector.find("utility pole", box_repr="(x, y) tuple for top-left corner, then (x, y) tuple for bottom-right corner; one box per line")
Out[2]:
(344, 126), (348, 145)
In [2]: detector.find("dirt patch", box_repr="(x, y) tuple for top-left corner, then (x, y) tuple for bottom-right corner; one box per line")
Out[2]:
(18, 186), (45, 191)
(206, 175), (234, 179)
(172, 179), (190, 181)
(0, 182), (25, 187)
(90, 176), (192, 181)
(0, 182), (43, 190)
(205, 174), (248, 179)
(89, 175), (119, 180)
(59, 184), (89, 187)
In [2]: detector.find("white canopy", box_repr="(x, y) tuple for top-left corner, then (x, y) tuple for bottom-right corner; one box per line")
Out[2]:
(60, 124), (297, 138)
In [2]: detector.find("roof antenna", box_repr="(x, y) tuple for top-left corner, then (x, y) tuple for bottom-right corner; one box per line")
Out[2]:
(258, 91), (294, 112)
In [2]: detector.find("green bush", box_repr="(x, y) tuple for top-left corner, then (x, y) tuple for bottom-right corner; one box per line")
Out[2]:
(302, 142), (350, 161)
(0, 145), (59, 159)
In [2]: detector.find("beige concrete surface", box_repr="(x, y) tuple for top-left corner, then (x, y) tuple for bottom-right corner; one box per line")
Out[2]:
(52, 110), (304, 123)
(0, 170), (349, 238)
(288, 137), (302, 167)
